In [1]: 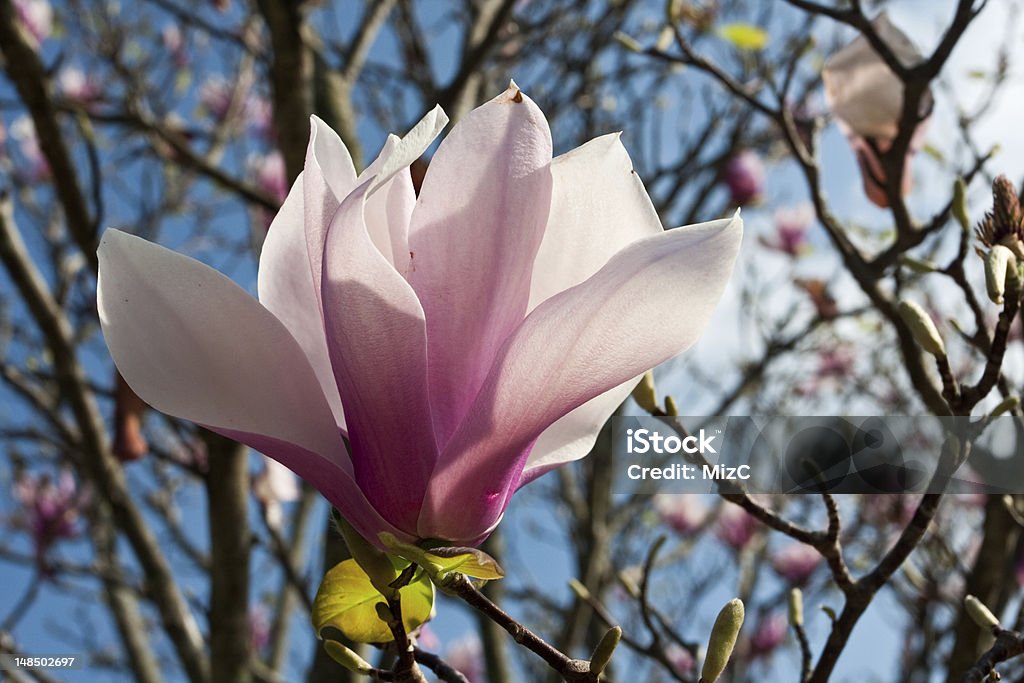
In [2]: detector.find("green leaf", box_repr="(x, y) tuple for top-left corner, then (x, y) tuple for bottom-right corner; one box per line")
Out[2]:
(716, 23), (769, 51)
(312, 559), (434, 644)
(426, 546), (505, 580)
(378, 533), (505, 582)
(922, 144), (944, 163)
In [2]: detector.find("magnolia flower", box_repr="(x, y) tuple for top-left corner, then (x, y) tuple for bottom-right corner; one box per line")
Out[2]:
(822, 13), (932, 208)
(12, 468), (89, 570)
(200, 77), (237, 120)
(715, 503), (759, 550)
(723, 151), (764, 206)
(58, 66), (101, 105)
(250, 151), (288, 203)
(654, 494), (707, 534)
(770, 543), (821, 585)
(98, 83), (742, 546)
(748, 614), (787, 658)
(253, 456), (300, 529)
(13, 0), (52, 47)
(248, 604), (271, 654)
(665, 644), (696, 676)
(10, 116), (49, 182)
(444, 634), (484, 683)
(762, 203), (814, 257)
(162, 23), (187, 68)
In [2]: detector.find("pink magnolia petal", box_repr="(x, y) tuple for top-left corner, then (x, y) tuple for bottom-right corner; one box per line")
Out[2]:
(303, 116), (358, 309)
(98, 230), (407, 544)
(362, 135), (417, 273)
(524, 133), (663, 476)
(822, 12), (928, 140)
(418, 214), (743, 542)
(519, 381), (639, 486)
(362, 105), (447, 194)
(219, 430), (410, 544)
(408, 83), (553, 448)
(528, 132), (663, 307)
(98, 229), (348, 468)
(257, 172), (345, 428)
(321, 181), (438, 534)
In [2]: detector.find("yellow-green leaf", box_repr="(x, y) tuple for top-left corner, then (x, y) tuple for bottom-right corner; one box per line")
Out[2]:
(426, 546), (505, 580)
(312, 559), (434, 644)
(716, 23), (769, 51)
(378, 533), (505, 582)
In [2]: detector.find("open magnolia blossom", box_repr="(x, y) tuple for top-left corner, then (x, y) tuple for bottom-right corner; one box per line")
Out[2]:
(98, 82), (742, 547)
(822, 12), (932, 208)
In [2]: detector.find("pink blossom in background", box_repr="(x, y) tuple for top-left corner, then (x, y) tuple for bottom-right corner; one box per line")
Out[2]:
(414, 624), (441, 651)
(58, 66), (101, 106)
(253, 456), (300, 529)
(444, 634), (484, 683)
(250, 151), (287, 203)
(816, 347), (855, 381)
(246, 94), (274, 139)
(200, 77), (235, 120)
(162, 23), (188, 68)
(861, 494), (918, 529)
(762, 203), (814, 257)
(12, 468), (89, 571)
(654, 494), (707, 535)
(771, 542), (821, 585)
(98, 83), (742, 547)
(10, 116), (50, 182)
(665, 644), (695, 676)
(748, 613), (787, 658)
(715, 503), (759, 550)
(723, 150), (764, 206)
(248, 604), (271, 654)
(798, 346), (856, 396)
(13, 0), (52, 47)
(822, 12), (931, 209)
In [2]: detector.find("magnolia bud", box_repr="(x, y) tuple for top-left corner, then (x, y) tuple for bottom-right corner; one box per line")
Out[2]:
(900, 255), (938, 274)
(953, 177), (970, 232)
(613, 31), (643, 53)
(324, 641), (374, 674)
(965, 594), (1000, 630)
(701, 598), (744, 683)
(590, 626), (622, 675)
(569, 578), (592, 601)
(986, 245), (1016, 305)
(633, 371), (659, 413)
(788, 588), (804, 628)
(898, 301), (946, 358)
(664, 395), (680, 417)
(991, 395), (1020, 417)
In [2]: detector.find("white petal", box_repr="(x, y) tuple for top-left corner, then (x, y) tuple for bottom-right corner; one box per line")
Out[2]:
(528, 133), (663, 309)
(523, 134), (663, 476)
(257, 173), (346, 428)
(822, 12), (927, 140)
(98, 229), (347, 468)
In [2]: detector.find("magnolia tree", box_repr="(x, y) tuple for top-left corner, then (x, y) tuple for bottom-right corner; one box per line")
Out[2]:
(0, 1), (1022, 682)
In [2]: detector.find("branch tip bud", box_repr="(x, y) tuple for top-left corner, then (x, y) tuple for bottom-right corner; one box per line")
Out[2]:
(788, 588), (804, 628)
(589, 626), (622, 675)
(701, 598), (744, 683)
(965, 594), (1000, 631)
(897, 300), (946, 358)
